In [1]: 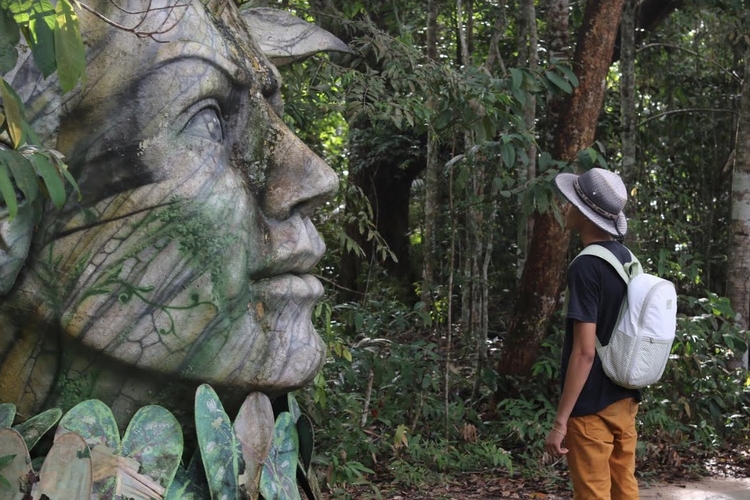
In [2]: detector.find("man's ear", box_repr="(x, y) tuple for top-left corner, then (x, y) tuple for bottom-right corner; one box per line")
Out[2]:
(239, 7), (352, 67)
(0, 198), (42, 295)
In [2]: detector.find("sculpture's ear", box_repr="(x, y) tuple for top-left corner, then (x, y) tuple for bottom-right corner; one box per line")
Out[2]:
(0, 197), (41, 296)
(240, 7), (353, 67)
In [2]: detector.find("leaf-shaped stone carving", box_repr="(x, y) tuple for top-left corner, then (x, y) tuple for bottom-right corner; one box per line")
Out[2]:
(234, 392), (275, 500)
(34, 432), (92, 500)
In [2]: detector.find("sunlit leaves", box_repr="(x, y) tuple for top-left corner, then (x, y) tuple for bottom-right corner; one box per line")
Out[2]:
(0, 79), (24, 147)
(0, 0), (84, 218)
(54, 0), (85, 92)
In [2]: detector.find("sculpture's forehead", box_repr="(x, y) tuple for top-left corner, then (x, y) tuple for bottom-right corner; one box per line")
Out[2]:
(88, 1), (266, 88)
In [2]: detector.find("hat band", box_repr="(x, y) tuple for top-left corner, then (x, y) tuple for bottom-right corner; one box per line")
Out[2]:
(574, 179), (619, 220)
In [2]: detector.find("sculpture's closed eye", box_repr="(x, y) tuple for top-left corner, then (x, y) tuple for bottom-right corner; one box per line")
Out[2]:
(183, 107), (224, 142)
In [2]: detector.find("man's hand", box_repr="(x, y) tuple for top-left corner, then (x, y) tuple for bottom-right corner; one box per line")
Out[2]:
(546, 426), (569, 456)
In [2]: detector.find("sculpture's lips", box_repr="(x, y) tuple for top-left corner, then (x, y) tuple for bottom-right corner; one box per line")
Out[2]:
(249, 273), (324, 303)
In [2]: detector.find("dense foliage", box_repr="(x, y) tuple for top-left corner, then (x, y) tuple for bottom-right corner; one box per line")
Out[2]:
(279, 0), (750, 494)
(1, 0), (749, 497)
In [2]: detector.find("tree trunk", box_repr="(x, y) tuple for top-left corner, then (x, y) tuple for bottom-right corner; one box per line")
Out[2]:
(620, 0), (636, 177)
(497, 0), (626, 377)
(421, 0), (441, 309)
(727, 44), (750, 369)
(516, 0), (538, 275)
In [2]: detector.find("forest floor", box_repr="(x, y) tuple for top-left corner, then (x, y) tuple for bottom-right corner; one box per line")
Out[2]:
(333, 447), (750, 499)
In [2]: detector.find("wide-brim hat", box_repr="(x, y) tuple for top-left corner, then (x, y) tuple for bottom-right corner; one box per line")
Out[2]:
(554, 168), (628, 237)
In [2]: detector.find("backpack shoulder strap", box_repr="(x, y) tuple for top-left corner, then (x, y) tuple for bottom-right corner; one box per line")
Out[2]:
(574, 244), (640, 284)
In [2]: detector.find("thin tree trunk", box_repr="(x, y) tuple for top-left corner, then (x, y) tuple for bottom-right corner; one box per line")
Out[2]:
(727, 44), (750, 370)
(621, 0), (636, 177)
(516, 0), (538, 276)
(422, 0), (441, 309)
(457, 0), (488, 397)
(498, 0), (626, 377)
(484, 0), (507, 75)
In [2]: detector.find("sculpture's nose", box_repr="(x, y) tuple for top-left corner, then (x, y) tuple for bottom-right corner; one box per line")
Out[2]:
(261, 115), (338, 221)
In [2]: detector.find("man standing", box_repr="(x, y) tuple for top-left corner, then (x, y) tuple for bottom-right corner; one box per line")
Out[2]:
(546, 168), (641, 499)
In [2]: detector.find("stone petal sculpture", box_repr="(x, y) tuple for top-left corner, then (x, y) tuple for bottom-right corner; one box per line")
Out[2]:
(0, 0), (348, 428)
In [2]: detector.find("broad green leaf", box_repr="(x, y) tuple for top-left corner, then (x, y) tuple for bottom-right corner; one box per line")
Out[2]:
(24, 0), (57, 77)
(501, 142), (515, 169)
(29, 151), (66, 208)
(121, 405), (183, 489)
(13, 407), (61, 451)
(165, 449), (210, 500)
(54, 0), (85, 92)
(0, 403), (15, 428)
(0, 161), (18, 219)
(260, 412), (300, 500)
(556, 63), (580, 87)
(0, 148), (38, 203)
(545, 70), (573, 94)
(286, 393), (301, 423)
(164, 466), (210, 500)
(58, 399), (121, 451)
(296, 414), (314, 472)
(195, 384), (240, 500)
(0, 7), (19, 73)
(1, 78), (25, 147)
(509, 67), (523, 91)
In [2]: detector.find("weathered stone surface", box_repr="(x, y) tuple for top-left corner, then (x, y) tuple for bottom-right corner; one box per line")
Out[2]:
(0, 0), (342, 427)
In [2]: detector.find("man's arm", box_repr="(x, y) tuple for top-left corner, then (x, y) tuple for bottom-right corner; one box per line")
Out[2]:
(546, 320), (597, 456)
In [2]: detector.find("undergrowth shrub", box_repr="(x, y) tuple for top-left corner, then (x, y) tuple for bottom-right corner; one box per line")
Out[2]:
(639, 293), (750, 455)
(303, 292), (750, 493)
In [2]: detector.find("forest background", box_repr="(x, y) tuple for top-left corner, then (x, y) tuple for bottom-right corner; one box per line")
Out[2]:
(1, 0), (750, 497)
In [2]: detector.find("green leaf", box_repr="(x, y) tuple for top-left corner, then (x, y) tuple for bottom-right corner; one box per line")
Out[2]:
(260, 412), (300, 500)
(1, 78), (26, 147)
(501, 142), (515, 168)
(29, 151), (66, 208)
(545, 70), (573, 94)
(25, 0), (57, 77)
(45, 147), (79, 199)
(0, 148), (38, 203)
(0, 161), (18, 219)
(286, 393), (301, 423)
(297, 414), (314, 472)
(556, 63), (579, 87)
(165, 450), (210, 500)
(54, 0), (85, 92)
(509, 68), (523, 91)
(13, 407), (61, 451)
(58, 399), (121, 451)
(0, 7), (19, 73)
(195, 384), (240, 500)
(121, 405), (183, 489)
(0, 454), (15, 468)
(0, 403), (15, 429)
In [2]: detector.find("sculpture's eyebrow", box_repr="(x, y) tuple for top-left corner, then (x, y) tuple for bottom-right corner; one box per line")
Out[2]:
(152, 41), (254, 88)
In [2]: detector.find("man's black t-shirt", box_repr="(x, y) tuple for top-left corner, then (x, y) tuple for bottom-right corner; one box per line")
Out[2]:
(561, 240), (641, 417)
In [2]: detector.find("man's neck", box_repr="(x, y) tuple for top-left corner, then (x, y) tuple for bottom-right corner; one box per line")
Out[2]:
(579, 225), (615, 247)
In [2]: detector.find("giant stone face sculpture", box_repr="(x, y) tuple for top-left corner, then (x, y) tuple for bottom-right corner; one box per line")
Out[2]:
(0, 0), (344, 426)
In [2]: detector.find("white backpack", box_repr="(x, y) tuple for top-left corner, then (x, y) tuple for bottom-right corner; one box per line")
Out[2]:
(574, 245), (677, 389)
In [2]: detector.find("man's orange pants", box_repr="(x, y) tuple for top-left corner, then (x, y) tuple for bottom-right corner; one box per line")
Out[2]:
(565, 398), (640, 499)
